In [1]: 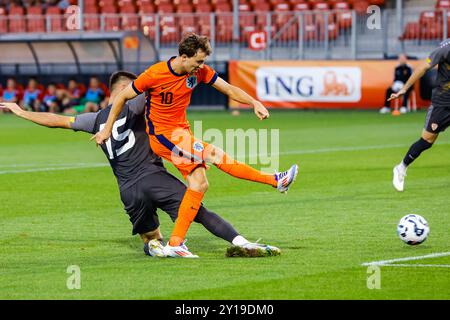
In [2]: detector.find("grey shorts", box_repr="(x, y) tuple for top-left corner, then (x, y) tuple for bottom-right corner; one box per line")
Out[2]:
(424, 105), (450, 133)
(119, 170), (187, 235)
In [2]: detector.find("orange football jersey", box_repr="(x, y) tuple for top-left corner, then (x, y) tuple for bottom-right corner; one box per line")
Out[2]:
(132, 56), (218, 134)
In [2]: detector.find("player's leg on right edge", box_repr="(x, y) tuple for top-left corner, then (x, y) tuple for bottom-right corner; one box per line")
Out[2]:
(393, 128), (437, 192)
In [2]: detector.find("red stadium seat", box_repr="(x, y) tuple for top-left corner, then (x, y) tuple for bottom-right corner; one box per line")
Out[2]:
(313, 2), (330, 10)
(353, 0), (370, 15)
(46, 6), (64, 32)
(157, 4), (175, 13)
(102, 5), (121, 31)
(253, 2), (271, 27)
(139, 4), (155, 13)
(0, 7), (7, 33)
(177, 4), (194, 13)
(239, 3), (255, 28)
(334, 1), (350, 10)
(27, 6), (45, 32)
(400, 22), (420, 40)
(9, 6), (26, 33)
(195, 4), (212, 12)
(121, 6), (140, 31)
(215, 3), (232, 12)
(293, 3), (310, 11)
(336, 10), (352, 30)
(437, 0), (450, 9)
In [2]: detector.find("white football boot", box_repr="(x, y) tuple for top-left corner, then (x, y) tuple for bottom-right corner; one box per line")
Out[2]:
(275, 164), (299, 193)
(163, 241), (199, 258)
(241, 241), (281, 256)
(393, 163), (407, 192)
(143, 239), (165, 257)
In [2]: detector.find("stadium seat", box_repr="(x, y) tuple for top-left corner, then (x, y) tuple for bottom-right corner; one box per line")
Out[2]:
(274, 3), (294, 27)
(0, 7), (7, 33)
(293, 3), (310, 11)
(27, 7), (46, 33)
(121, 6), (140, 31)
(139, 3), (156, 13)
(336, 10), (352, 30)
(353, 0), (370, 15)
(239, 3), (256, 29)
(102, 5), (121, 31)
(253, 2), (271, 27)
(437, 0), (450, 9)
(177, 4), (194, 13)
(195, 4), (213, 16)
(46, 6), (64, 32)
(334, 1), (350, 10)
(9, 6), (26, 33)
(400, 22), (420, 40)
(313, 2), (330, 10)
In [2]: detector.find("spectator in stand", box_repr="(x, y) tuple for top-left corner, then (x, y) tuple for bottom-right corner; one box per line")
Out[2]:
(21, 77), (42, 112)
(64, 76), (106, 114)
(380, 54), (413, 114)
(2, 78), (20, 103)
(41, 83), (61, 113)
(1, 78), (21, 114)
(57, 0), (70, 10)
(59, 78), (82, 113)
(83, 76), (106, 112)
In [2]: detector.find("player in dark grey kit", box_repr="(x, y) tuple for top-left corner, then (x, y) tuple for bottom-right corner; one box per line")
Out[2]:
(389, 39), (450, 191)
(0, 71), (280, 258)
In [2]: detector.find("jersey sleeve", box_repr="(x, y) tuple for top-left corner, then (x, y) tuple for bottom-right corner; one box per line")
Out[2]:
(200, 64), (218, 85)
(127, 93), (146, 115)
(426, 45), (450, 68)
(132, 68), (156, 94)
(70, 112), (99, 133)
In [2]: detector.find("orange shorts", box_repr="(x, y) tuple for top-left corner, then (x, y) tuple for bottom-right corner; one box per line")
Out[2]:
(149, 128), (210, 179)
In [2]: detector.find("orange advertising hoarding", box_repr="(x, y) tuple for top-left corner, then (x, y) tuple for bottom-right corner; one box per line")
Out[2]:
(228, 60), (430, 109)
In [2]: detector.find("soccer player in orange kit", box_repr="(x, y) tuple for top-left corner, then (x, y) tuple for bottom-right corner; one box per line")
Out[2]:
(93, 34), (298, 258)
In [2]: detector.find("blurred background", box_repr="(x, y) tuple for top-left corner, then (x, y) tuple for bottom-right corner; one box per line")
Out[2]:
(0, 0), (445, 112)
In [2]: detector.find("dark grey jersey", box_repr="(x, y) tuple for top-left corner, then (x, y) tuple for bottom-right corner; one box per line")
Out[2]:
(427, 39), (450, 108)
(71, 94), (165, 191)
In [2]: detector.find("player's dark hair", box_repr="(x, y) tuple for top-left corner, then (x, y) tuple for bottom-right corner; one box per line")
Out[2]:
(178, 33), (212, 57)
(109, 71), (137, 91)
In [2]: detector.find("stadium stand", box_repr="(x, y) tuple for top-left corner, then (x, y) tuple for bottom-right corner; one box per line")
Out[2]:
(400, 0), (450, 42)
(0, 0), (385, 42)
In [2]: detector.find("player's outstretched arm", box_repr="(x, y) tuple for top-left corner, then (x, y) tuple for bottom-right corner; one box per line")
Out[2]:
(212, 77), (269, 120)
(92, 84), (137, 145)
(0, 102), (71, 128)
(388, 60), (431, 102)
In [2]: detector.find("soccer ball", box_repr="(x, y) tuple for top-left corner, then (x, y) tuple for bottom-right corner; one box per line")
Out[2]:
(397, 214), (430, 245)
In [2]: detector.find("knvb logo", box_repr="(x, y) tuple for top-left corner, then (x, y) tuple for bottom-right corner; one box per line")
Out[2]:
(186, 76), (198, 89)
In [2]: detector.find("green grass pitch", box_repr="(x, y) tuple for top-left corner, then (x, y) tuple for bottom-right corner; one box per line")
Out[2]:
(1, 110), (449, 299)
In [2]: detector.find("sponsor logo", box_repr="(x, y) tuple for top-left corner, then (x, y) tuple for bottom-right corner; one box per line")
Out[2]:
(255, 67), (361, 102)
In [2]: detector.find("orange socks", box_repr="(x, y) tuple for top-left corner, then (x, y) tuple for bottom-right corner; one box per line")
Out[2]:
(214, 153), (277, 187)
(169, 188), (204, 247)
